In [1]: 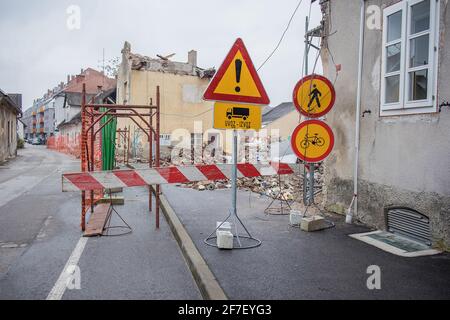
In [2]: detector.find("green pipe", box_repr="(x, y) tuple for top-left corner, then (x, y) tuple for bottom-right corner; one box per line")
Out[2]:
(101, 108), (117, 171)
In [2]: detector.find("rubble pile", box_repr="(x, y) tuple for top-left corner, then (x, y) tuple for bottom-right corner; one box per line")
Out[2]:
(237, 175), (301, 201)
(128, 149), (325, 203)
(179, 180), (231, 191)
(178, 166), (323, 203)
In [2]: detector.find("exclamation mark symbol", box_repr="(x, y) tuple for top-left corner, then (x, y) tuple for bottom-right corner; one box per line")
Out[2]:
(235, 59), (242, 93)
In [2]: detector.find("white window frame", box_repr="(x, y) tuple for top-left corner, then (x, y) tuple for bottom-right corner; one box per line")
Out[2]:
(380, 0), (440, 116)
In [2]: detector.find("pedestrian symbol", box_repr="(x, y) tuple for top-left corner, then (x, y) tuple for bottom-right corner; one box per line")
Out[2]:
(293, 74), (335, 118)
(308, 84), (322, 111)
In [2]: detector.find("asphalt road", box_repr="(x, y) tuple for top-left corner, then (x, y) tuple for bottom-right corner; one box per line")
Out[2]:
(163, 184), (450, 300)
(2, 146), (449, 300)
(0, 145), (200, 300)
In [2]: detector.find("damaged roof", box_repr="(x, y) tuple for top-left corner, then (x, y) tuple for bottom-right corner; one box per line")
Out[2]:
(65, 87), (116, 107)
(129, 53), (215, 78)
(0, 89), (22, 116)
(58, 111), (81, 129)
(123, 42), (215, 79)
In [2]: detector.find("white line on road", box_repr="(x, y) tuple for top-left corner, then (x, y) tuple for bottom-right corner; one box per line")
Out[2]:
(46, 237), (88, 300)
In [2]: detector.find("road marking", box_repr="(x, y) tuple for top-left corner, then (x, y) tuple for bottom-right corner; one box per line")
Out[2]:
(36, 216), (53, 240)
(46, 237), (88, 300)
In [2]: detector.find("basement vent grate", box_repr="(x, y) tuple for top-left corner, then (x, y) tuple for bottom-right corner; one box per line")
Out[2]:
(386, 208), (432, 246)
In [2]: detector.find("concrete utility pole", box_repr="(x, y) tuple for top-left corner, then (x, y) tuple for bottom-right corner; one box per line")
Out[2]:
(303, 16), (315, 206)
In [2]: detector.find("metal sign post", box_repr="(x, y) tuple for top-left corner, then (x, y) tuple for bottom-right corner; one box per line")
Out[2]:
(300, 17), (326, 206)
(302, 165), (315, 206)
(204, 130), (261, 249)
(231, 130), (238, 218)
(293, 74), (336, 207)
(202, 38), (269, 249)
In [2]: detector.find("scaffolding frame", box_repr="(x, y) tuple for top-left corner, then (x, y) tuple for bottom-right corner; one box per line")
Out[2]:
(80, 84), (161, 231)
(116, 127), (131, 165)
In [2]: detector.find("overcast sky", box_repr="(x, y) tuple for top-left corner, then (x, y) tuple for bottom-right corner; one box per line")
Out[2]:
(0, 0), (322, 110)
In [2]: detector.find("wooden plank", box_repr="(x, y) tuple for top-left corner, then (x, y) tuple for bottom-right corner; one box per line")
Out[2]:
(97, 196), (125, 205)
(84, 203), (112, 237)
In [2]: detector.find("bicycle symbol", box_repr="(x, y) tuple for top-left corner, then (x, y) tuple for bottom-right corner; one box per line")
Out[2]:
(301, 133), (325, 149)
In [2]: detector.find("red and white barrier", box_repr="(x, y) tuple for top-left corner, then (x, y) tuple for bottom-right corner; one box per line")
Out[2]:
(62, 163), (298, 192)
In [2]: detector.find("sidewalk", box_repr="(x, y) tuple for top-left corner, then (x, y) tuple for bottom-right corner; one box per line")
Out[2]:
(0, 147), (201, 300)
(162, 185), (450, 299)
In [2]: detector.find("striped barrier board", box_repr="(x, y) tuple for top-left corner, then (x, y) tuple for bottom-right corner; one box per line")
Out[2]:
(62, 163), (298, 192)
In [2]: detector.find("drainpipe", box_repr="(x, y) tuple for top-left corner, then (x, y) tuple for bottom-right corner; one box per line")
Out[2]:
(346, 0), (365, 224)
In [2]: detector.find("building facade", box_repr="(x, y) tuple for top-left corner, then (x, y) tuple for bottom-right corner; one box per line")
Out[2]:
(320, 0), (450, 249)
(23, 69), (116, 145)
(117, 42), (216, 161)
(23, 85), (63, 143)
(0, 90), (22, 162)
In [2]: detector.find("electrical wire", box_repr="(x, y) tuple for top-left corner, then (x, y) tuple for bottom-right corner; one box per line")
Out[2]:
(160, 107), (213, 118)
(257, 0), (303, 71)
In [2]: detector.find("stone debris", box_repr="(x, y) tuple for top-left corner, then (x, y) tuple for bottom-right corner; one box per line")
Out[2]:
(127, 145), (325, 204)
(177, 164), (323, 204)
(181, 180), (231, 191)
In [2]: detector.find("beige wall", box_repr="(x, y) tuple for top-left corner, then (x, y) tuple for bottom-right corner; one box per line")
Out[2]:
(263, 110), (300, 141)
(0, 105), (18, 162)
(117, 56), (219, 159)
(320, 0), (450, 248)
(120, 69), (214, 134)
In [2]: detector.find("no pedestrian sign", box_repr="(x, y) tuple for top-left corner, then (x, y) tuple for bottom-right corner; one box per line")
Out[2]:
(293, 74), (335, 118)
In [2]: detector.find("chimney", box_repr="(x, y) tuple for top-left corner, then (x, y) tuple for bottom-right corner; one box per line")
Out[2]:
(122, 41), (131, 55)
(188, 50), (197, 67)
(81, 68), (84, 74)
(67, 75), (70, 84)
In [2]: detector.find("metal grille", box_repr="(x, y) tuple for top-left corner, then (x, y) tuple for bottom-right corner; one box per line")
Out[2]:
(387, 208), (432, 246)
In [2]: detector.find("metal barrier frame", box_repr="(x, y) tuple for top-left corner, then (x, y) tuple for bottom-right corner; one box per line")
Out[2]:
(79, 84), (161, 231)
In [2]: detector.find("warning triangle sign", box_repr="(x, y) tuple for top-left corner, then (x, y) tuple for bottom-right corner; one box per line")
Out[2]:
(203, 38), (270, 105)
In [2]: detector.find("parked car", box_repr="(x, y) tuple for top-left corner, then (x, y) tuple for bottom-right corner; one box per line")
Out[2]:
(31, 137), (44, 145)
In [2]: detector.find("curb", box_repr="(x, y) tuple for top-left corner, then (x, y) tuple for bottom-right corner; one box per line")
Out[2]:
(153, 186), (228, 300)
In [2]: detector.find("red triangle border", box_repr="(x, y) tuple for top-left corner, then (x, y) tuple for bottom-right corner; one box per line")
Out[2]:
(203, 38), (270, 105)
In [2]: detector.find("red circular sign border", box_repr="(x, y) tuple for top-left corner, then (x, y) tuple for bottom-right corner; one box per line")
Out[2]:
(292, 74), (336, 118)
(291, 120), (335, 163)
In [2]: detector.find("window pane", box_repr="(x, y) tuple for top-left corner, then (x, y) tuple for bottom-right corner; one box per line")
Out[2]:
(387, 11), (402, 42)
(409, 69), (428, 101)
(411, 0), (430, 34)
(410, 34), (429, 67)
(385, 75), (400, 103)
(386, 43), (401, 73)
